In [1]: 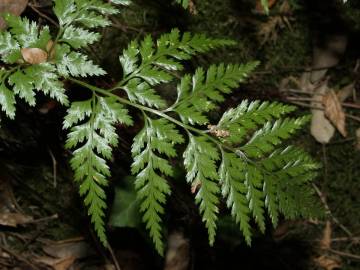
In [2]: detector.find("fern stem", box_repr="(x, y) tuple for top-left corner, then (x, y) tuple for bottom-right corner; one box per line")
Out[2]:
(68, 78), (265, 172)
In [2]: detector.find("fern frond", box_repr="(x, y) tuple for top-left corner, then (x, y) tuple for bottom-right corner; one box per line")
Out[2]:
(172, 62), (259, 125)
(25, 63), (69, 105)
(241, 116), (310, 158)
(183, 135), (220, 245)
(260, 147), (321, 221)
(217, 100), (296, 144)
(0, 83), (16, 119)
(56, 45), (106, 77)
(0, 31), (20, 64)
(118, 30), (236, 108)
(219, 152), (252, 244)
(4, 14), (51, 48)
(131, 117), (184, 255)
(54, 0), (117, 28)
(65, 96), (133, 245)
(8, 70), (36, 106)
(60, 25), (101, 49)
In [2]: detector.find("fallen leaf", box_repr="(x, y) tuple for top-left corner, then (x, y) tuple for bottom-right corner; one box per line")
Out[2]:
(43, 241), (93, 259)
(311, 82), (335, 144)
(356, 128), (360, 151)
(36, 256), (76, 270)
(314, 255), (341, 270)
(0, 0), (28, 29)
(323, 90), (347, 137)
(46, 40), (56, 60)
(21, 48), (48, 64)
(0, 212), (33, 227)
(164, 231), (190, 270)
(320, 221), (332, 250)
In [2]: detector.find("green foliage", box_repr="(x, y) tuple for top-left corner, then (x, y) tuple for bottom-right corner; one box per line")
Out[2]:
(170, 62), (259, 125)
(0, 0), (321, 256)
(184, 135), (220, 245)
(131, 118), (184, 254)
(175, 0), (189, 9)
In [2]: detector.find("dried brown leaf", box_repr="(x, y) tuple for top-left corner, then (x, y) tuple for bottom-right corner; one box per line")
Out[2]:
(314, 255), (341, 270)
(323, 90), (347, 137)
(0, 212), (33, 227)
(356, 128), (360, 151)
(36, 256), (76, 270)
(21, 48), (48, 64)
(320, 221), (332, 250)
(0, 0), (28, 29)
(43, 241), (92, 259)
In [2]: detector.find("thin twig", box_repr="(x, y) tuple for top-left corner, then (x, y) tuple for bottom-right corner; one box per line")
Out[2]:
(312, 184), (353, 238)
(287, 101), (360, 123)
(48, 148), (57, 188)
(285, 96), (360, 109)
(25, 214), (59, 224)
(331, 237), (360, 243)
(108, 244), (122, 270)
(28, 4), (59, 27)
(329, 248), (360, 260)
(0, 245), (41, 270)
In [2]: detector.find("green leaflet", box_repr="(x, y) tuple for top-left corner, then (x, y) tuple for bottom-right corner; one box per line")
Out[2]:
(217, 100), (296, 144)
(56, 49), (106, 77)
(65, 96), (133, 245)
(4, 14), (51, 48)
(219, 152), (252, 244)
(183, 135), (220, 245)
(175, 0), (189, 9)
(0, 32), (21, 64)
(241, 116), (310, 158)
(171, 62), (259, 125)
(26, 64), (69, 105)
(60, 26), (101, 49)
(8, 70), (36, 106)
(131, 117), (184, 255)
(54, 0), (117, 28)
(118, 30), (236, 108)
(110, 0), (132, 5)
(0, 83), (16, 119)
(109, 177), (142, 229)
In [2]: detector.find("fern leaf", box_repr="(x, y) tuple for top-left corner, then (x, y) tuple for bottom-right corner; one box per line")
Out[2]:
(172, 62), (259, 125)
(8, 70), (36, 106)
(54, 0), (116, 28)
(123, 79), (167, 109)
(219, 152), (252, 244)
(60, 26), (101, 49)
(110, 0), (132, 5)
(0, 83), (16, 119)
(183, 135), (220, 245)
(4, 14), (51, 48)
(241, 116), (310, 158)
(131, 118), (184, 255)
(56, 49), (106, 77)
(65, 96), (133, 245)
(245, 164), (266, 232)
(0, 32), (20, 64)
(218, 100), (296, 144)
(258, 146), (321, 224)
(25, 63), (69, 105)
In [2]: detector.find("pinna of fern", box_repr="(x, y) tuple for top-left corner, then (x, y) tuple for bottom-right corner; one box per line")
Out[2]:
(0, 0), (321, 256)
